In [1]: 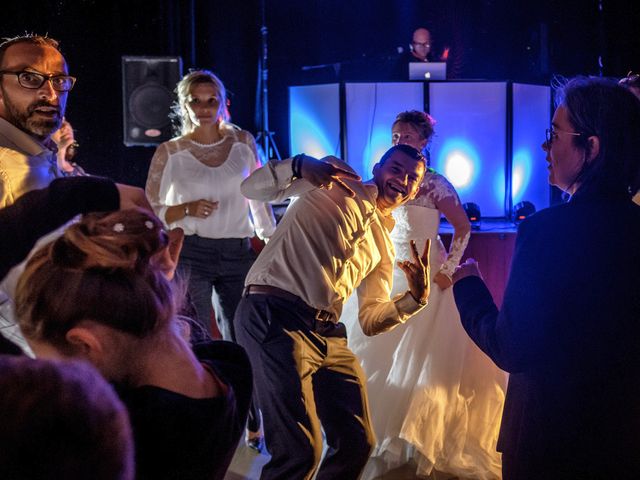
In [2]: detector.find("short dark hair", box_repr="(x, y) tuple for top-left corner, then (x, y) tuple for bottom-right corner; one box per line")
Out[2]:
(0, 34), (61, 66)
(554, 76), (640, 197)
(378, 144), (427, 167)
(0, 356), (133, 480)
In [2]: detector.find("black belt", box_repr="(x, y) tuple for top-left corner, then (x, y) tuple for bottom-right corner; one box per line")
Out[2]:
(244, 284), (335, 322)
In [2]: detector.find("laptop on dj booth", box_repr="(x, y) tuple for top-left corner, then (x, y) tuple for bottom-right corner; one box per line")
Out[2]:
(408, 62), (447, 81)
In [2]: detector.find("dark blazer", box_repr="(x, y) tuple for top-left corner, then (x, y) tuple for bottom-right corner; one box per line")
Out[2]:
(454, 193), (640, 479)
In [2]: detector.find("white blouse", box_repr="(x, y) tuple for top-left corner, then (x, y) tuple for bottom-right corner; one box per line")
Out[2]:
(145, 125), (276, 239)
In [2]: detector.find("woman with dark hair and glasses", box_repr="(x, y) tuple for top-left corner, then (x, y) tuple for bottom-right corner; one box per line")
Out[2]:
(453, 76), (640, 479)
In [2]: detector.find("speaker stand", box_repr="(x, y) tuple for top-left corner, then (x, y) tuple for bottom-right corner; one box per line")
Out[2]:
(254, 0), (281, 161)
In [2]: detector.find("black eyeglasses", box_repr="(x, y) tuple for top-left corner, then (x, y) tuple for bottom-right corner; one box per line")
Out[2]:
(0, 70), (76, 92)
(545, 127), (581, 146)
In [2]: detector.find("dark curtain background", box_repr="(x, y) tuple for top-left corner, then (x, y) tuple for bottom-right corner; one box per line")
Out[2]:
(2, 0), (638, 187)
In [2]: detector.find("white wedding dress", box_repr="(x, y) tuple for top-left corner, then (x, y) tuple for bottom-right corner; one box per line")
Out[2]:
(343, 171), (507, 479)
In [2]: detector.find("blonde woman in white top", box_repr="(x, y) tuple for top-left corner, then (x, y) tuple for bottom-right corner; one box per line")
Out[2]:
(146, 70), (275, 341)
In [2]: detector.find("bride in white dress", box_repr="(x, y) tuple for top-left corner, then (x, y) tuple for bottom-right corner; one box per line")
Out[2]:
(343, 111), (507, 479)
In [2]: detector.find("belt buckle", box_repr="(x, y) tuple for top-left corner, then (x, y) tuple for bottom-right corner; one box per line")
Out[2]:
(315, 310), (332, 322)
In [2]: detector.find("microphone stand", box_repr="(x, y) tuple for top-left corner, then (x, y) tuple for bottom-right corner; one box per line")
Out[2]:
(255, 0), (281, 161)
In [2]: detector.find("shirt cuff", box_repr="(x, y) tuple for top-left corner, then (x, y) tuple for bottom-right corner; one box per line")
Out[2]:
(157, 205), (169, 227)
(394, 290), (427, 320)
(272, 157), (295, 184)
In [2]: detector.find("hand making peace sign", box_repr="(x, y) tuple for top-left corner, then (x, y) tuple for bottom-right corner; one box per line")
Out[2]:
(397, 238), (431, 306)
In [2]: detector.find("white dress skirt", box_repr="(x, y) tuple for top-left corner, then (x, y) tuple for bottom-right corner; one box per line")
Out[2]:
(343, 198), (507, 479)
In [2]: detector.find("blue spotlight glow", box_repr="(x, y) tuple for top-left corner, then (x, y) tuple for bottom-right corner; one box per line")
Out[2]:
(361, 128), (391, 177)
(290, 110), (337, 158)
(511, 149), (533, 203)
(435, 139), (481, 194)
(445, 151), (474, 187)
(492, 167), (506, 205)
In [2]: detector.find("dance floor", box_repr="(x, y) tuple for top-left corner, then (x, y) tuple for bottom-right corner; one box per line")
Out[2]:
(225, 442), (463, 479)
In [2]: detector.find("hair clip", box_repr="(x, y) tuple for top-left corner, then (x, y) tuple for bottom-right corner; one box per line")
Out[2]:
(113, 223), (125, 233)
(145, 221), (154, 230)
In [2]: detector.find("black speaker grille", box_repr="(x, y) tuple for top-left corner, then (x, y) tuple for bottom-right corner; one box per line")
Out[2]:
(129, 83), (173, 129)
(122, 56), (182, 146)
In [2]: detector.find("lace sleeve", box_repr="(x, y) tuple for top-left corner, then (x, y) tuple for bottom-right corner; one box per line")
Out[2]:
(239, 131), (276, 239)
(421, 173), (471, 278)
(145, 142), (172, 223)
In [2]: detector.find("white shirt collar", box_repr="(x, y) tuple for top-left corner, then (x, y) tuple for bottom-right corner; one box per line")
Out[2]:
(0, 116), (49, 156)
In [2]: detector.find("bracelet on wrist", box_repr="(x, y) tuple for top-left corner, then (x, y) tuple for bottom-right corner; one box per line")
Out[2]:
(409, 290), (428, 306)
(292, 154), (305, 179)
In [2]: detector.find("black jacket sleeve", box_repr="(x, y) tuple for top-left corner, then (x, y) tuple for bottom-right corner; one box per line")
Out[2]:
(0, 176), (119, 280)
(453, 215), (555, 373)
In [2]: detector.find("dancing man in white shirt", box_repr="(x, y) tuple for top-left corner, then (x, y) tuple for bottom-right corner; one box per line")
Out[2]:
(236, 144), (431, 480)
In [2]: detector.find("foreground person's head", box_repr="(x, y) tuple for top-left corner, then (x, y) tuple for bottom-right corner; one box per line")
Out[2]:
(15, 209), (176, 383)
(0, 356), (133, 480)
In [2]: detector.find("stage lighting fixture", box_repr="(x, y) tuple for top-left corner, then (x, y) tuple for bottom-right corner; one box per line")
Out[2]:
(463, 202), (481, 229)
(512, 201), (536, 225)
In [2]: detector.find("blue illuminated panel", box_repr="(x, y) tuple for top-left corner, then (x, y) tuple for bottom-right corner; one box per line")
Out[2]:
(289, 84), (341, 158)
(345, 83), (423, 179)
(429, 82), (507, 217)
(512, 83), (551, 211)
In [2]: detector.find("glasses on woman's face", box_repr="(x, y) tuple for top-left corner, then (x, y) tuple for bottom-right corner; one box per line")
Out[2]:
(0, 70), (76, 92)
(545, 127), (581, 147)
(412, 41), (431, 49)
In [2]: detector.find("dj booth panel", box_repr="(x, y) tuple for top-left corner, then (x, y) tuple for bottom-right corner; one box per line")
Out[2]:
(429, 82), (508, 218)
(512, 83), (552, 211)
(288, 81), (551, 218)
(344, 83), (423, 178)
(289, 83), (341, 159)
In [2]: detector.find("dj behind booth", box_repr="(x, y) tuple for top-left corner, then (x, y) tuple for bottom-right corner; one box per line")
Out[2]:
(299, 26), (451, 84)
(395, 27), (450, 81)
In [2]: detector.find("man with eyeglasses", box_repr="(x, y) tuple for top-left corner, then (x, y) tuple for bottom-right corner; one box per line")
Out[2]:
(410, 28), (433, 62)
(390, 27), (450, 81)
(0, 34), (76, 208)
(0, 34), (76, 352)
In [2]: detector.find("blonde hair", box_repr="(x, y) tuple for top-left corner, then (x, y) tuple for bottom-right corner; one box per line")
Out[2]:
(16, 209), (176, 351)
(173, 69), (229, 136)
